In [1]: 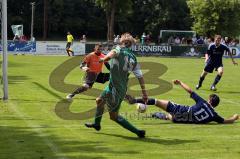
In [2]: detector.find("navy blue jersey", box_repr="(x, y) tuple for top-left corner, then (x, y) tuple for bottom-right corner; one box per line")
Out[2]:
(168, 92), (224, 124)
(188, 92), (224, 124)
(206, 43), (230, 66)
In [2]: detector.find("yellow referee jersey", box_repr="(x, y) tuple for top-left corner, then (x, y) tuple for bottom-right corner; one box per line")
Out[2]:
(67, 34), (74, 43)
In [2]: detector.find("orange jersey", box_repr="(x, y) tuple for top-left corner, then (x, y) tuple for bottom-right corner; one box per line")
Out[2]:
(83, 52), (105, 73)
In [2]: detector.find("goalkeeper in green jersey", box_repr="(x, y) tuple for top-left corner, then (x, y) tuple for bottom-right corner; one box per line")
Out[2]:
(85, 33), (148, 138)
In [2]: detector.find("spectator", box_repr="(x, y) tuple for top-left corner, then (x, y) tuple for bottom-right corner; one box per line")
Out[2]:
(168, 36), (174, 45)
(192, 36), (197, 44)
(13, 34), (20, 41)
(145, 33), (151, 45)
(196, 36), (204, 45)
(135, 35), (140, 44)
(114, 35), (120, 44)
(174, 37), (181, 45)
(141, 32), (146, 45)
(181, 37), (187, 45)
(80, 35), (87, 43)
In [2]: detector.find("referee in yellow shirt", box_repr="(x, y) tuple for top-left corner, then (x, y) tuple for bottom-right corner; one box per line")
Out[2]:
(66, 31), (74, 56)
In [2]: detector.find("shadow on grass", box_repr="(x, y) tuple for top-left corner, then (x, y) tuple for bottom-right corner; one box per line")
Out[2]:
(1, 126), (140, 159)
(96, 132), (199, 145)
(7, 76), (31, 84)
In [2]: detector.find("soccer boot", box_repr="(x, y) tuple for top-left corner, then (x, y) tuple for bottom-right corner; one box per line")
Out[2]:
(137, 130), (146, 138)
(66, 93), (74, 100)
(196, 84), (202, 90)
(85, 123), (101, 131)
(210, 85), (217, 91)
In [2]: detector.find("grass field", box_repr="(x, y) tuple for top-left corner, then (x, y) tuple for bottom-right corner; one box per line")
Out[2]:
(0, 55), (239, 159)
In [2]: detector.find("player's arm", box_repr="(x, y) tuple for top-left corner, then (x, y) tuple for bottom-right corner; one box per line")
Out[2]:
(104, 62), (110, 70)
(223, 114), (239, 124)
(133, 64), (148, 103)
(99, 50), (117, 63)
(205, 53), (209, 63)
(173, 80), (193, 94)
(80, 55), (90, 71)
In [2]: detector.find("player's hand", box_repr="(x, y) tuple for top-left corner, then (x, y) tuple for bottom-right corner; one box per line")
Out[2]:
(173, 80), (181, 85)
(99, 58), (104, 63)
(233, 114), (239, 120)
(82, 66), (89, 72)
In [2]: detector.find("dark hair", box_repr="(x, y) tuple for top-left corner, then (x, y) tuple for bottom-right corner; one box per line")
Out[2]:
(209, 94), (220, 107)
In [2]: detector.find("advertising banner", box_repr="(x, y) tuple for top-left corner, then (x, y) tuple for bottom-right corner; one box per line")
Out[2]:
(224, 47), (240, 58)
(0, 41), (36, 53)
(36, 42), (85, 55)
(8, 41), (36, 53)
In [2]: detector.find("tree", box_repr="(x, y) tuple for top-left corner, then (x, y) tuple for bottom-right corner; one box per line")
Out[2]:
(128, 0), (192, 41)
(187, 0), (240, 37)
(94, 0), (132, 42)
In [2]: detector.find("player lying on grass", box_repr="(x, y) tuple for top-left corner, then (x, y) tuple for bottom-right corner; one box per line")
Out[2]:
(66, 44), (110, 99)
(125, 80), (239, 124)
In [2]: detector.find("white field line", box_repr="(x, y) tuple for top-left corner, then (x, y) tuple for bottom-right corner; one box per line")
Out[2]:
(8, 102), (68, 159)
(221, 98), (240, 105)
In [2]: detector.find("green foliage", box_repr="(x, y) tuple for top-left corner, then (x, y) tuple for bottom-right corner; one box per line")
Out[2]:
(129, 0), (192, 39)
(187, 0), (240, 37)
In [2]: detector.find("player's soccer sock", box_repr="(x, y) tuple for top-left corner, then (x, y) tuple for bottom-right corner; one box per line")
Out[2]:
(212, 75), (222, 86)
(115, 115), (139, 134)
(72, 87), (87, 95)
(198, 76), (205, 86)
(94, 106), (104, 126)
(135, 98), (156, 105)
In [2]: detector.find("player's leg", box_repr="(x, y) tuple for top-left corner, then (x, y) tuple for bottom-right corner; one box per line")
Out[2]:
(66, 43), (71, 56)
(85, 97), (105, 131)
(66, 83), (91, 99)
(196, 70), (208, 89)
(155, 100), (170, 111)
(66, 73), (96, 99)
(211, 66), (223, 91)
(125, 94), (169, 110)
(109, 111), (145, 138)
(125, 94), (156, 105)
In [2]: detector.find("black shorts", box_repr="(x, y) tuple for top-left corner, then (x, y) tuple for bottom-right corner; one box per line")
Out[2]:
(66, 42), (71, 49)
(84, 72), (98, 87)
(166, 102), (192, 123)
(166, 102), (189, 114)
(204, 63), (223, 73)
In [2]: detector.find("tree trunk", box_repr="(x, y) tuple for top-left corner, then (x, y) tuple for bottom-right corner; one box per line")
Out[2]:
(43, 0), (48, 40)
(106, 0), (116, 43)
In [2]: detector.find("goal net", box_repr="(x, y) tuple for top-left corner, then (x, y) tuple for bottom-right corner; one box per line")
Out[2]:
(160, 30), (196, 43)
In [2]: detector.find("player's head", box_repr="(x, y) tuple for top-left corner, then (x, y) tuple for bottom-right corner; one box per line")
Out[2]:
(67, 31), (70, 35)
(208, 94), (220, 107)
(120, 33), (135, 47)
(94, 44), (102, 55)
(214, 35), (222, 46)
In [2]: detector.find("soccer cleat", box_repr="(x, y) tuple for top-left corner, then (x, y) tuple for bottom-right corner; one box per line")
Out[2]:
(210, 85), (217, 91)
(196, 84), (201, 90)
(85, 123), (101, 131)
(152, 112), (167, 120)
(137, 130), (146, 138)
(124, 94), (136, 104)
(66, 94), (74, 100)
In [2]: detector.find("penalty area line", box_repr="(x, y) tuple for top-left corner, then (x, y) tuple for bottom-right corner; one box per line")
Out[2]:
(8, 101), (68, 159)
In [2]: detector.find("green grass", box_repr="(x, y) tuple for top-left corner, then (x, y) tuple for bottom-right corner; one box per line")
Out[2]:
(0, 55), (240, 159)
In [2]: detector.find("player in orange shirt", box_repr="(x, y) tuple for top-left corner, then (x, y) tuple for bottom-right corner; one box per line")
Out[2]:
(66, 44), (110, 99)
